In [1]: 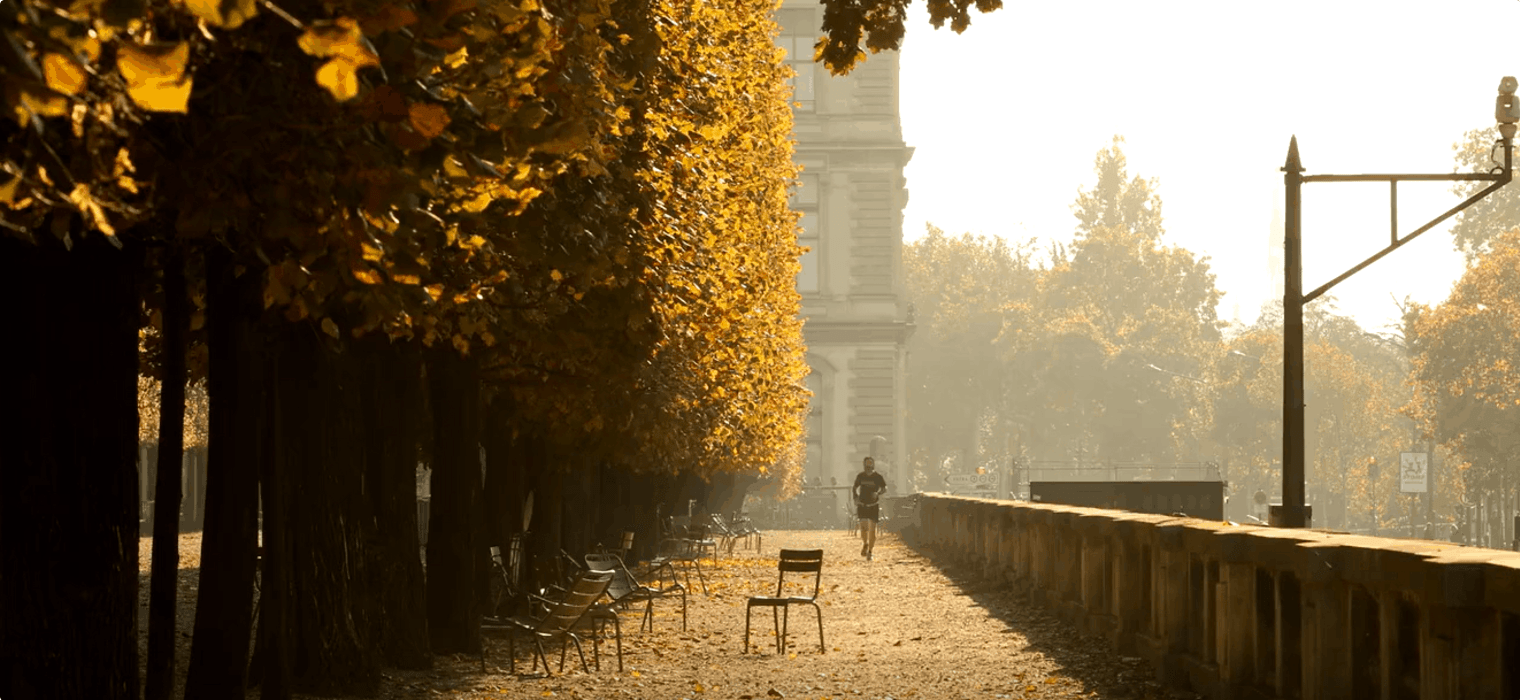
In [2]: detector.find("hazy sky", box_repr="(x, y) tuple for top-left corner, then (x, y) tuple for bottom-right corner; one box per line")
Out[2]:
(897, 0), (1517, 335)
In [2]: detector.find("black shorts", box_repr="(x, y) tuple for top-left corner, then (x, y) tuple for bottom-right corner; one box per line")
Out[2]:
(857, 504), (879, 521)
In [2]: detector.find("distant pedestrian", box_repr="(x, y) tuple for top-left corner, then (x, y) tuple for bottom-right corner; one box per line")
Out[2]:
(853, 457), (887, 561)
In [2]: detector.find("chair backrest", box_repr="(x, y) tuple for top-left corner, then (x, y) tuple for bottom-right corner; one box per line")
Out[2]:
(534, 569), (614, 636)
(708, 513), (736, 536)
(584, 553), (636, 601)
(775, 549), (823, 598)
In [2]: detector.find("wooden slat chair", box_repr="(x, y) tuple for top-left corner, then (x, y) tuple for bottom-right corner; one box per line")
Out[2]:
(744, 549), (825, 654)
(481, 569), (613, 675)
(585, 552), (687, 633)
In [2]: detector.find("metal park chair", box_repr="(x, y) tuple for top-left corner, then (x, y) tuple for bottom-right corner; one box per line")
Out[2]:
(481, 568), (613, 675)
(585, 552), (687, 633)
(744, 549), (825, 654)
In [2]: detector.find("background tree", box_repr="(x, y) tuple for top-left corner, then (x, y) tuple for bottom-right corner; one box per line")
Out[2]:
(902, 225), (1039, 485)
(1018, 137), (1222, 467)
(1408, 228), (1520, 547)
(1448, 127), (1520, 265)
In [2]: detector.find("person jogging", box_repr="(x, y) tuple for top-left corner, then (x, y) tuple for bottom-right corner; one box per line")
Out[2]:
(853, 456), (887, 561)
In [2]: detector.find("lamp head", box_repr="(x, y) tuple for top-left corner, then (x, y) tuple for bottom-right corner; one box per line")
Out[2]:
(1498, 76), (1520, 125)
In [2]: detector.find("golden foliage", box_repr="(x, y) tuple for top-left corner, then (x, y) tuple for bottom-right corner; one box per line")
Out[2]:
(116, 43), (193, 113)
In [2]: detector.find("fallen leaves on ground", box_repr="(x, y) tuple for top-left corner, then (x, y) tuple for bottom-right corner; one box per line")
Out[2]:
(140, 530), (1168, 699)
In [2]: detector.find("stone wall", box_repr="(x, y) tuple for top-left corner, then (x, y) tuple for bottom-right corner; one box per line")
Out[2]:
(914, 494), (1520, 700)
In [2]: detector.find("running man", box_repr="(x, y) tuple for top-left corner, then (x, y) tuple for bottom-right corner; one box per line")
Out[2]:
(853, 456), (887, 560)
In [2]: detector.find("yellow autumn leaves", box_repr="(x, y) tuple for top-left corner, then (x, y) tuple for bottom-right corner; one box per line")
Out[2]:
(117, 43), (194, 113)
(36, 12), (374, 117)
(297, 19), (382, 101)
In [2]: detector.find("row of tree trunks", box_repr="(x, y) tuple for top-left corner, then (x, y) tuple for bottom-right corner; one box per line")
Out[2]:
(184, 249), (261, 700)
(426, 350), (483, 655)
(145, 247), (189, 700)
(0, 235), (141, 700)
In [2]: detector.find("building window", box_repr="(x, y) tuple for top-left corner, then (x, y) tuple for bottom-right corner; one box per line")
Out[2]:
(784, 37), (816, 112)
(797, 212), (819, 293)
(805, 369), (824, 482)
(776, 9), (817, 112)
(794, 173), (820, 293)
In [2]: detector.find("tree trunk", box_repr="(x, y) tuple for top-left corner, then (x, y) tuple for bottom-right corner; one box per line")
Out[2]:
(278, 332), (380, 696)
(0, 235), (140, 700)
(529, 461), (565, 588)
(481, 398), (528, 616)
(562, 456), (595, 556)
(362, 339), (431, 669)
(145, 248), (188, 700)
(425, 349), (483, 655)
(256, 323), (291, 700)
(184, 249), (261, 700)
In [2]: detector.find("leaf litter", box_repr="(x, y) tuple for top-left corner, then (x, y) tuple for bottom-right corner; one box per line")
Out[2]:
(141, 530), (1172, 699)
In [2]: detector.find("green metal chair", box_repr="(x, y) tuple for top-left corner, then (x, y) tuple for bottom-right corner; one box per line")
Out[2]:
(744, 549), (825, 654)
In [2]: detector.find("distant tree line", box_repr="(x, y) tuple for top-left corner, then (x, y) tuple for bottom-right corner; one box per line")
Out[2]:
(905, 134), (1520, 547)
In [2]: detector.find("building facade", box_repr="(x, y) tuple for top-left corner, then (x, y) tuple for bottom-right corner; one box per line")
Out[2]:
(775, 3), (915, 496)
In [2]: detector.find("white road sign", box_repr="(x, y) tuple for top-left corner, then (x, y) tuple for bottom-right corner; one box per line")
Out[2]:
(1400, 452), (1428, 494)
(946, 473), (998, 487)
(945, 472), (998, 496)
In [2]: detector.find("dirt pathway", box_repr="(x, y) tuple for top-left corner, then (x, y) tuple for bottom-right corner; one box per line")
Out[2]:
(142, 530), (1177, 699)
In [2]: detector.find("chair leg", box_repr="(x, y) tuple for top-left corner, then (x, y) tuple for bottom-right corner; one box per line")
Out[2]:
(693, 557), (709, 595)
(771, 606), (781, 653)
(744, 606), (752, 654)
(571, 634), (590, 674)
(591, 621), (602, 672)
(533, 640), (549, 675)
(680, 588), (688, 630)
(780, 605), (790, 655)
(612, 615), (623, 672)
(641, 599), (654, 633)
(813, 603), (825, 653)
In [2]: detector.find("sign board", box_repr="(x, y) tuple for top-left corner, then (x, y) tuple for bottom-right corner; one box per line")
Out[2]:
(945, 472), (998, 495)
(1400, 452), (1428, 493)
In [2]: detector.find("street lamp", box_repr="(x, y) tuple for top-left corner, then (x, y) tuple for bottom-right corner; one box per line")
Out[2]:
(1277, 77), (1517, 528)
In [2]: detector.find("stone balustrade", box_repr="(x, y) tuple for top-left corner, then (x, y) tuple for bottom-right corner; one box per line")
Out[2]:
(913, 493), (1520, 700)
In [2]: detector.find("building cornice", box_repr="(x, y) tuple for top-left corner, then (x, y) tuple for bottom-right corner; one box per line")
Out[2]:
(801, 320), (916, 345)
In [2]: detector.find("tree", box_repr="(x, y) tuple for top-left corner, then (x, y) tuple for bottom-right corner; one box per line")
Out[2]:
(1448, 127), (1520, 265)
(815, 0), (1003, 74)
(3, 0), (804, 689)
(902, 225), (1039, 482)
(1215, 300), (1415, 531)
(0, 235), (142, 698)
(1408, 228), (1520, 546)
(1071, 136), (1165, 243)
(1021, 137), (1222, 466)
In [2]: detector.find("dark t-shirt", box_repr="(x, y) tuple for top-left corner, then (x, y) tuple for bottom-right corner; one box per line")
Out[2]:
(853, 470), (886, 505)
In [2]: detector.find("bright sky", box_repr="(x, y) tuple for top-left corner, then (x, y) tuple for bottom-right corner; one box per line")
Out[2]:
(898, 0), (1519, 335)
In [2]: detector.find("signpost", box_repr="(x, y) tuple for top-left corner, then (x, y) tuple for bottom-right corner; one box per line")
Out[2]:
(945, 473), (998, 497)
(1399, 452), (1428, 494)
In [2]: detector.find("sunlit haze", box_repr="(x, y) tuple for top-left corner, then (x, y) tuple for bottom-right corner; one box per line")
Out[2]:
(899, 0), (1518, 334)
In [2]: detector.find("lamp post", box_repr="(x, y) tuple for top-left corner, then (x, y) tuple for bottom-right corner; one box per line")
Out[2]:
(1277, 77), (1518, 528)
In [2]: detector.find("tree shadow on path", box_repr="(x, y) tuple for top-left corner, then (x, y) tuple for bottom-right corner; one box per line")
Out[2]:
(898, 535), (1194, 700)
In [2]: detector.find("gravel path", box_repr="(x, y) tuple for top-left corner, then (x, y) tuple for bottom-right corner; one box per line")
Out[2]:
(140, 529), (1178, 699)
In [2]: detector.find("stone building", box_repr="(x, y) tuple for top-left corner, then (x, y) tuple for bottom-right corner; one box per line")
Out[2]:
(775, 2), (915, 495)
